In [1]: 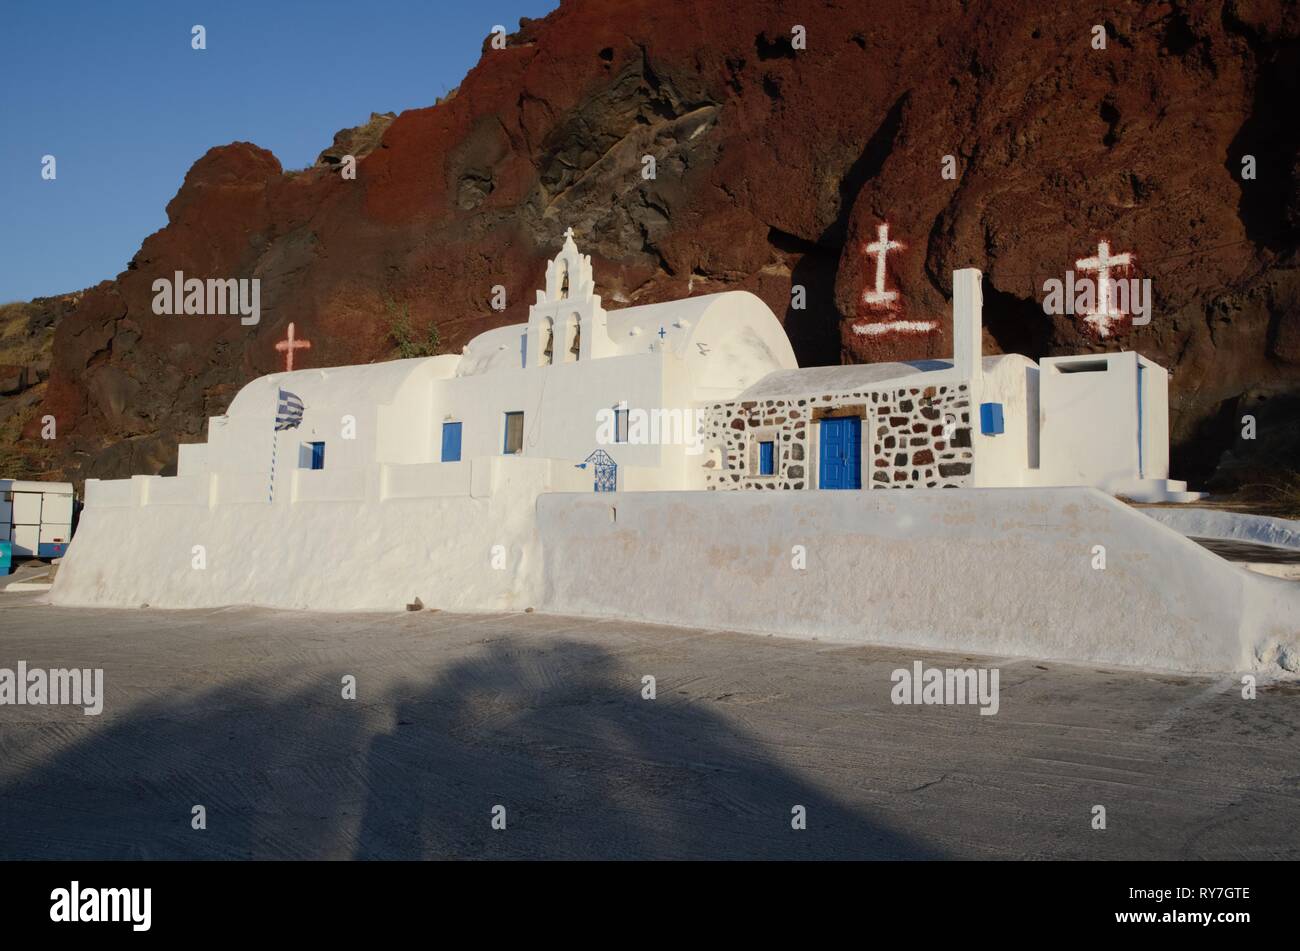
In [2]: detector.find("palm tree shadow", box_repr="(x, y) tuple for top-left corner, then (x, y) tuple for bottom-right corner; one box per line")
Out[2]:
(355, 639), (941, 859)
(0, 638), (939, 859)
(0, 681), (371, 859)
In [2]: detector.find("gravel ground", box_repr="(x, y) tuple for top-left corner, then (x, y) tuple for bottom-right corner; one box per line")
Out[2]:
(1, 593), (1297, 859)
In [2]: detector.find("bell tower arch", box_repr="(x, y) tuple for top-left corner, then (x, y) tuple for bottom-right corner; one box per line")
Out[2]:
(526, 228), (612, 366)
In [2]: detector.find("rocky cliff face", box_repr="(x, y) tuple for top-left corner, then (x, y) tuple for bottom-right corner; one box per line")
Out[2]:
(7, 0), (1299, 489)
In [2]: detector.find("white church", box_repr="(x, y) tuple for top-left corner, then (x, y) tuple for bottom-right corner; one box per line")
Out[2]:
(53, 228), (1300, 680)
(92, 229), (1191, 508)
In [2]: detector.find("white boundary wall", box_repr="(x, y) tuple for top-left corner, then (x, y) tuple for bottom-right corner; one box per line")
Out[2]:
(52, 490), (543, 613)
(1138, 506), (1300, 551)
(538, 488), (1300, 674)
(51, 458), (588, 612)
(53, 478), (1299, 674)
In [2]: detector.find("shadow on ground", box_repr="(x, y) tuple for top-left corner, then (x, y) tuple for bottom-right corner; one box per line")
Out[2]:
(0, 638), (938, 859)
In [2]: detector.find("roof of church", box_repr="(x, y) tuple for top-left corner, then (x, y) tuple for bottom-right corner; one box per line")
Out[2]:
(456, 289), (790, 378)
(603, 292), (739, 355)
(228, 355), (457, 417)
(735, 355), (1026, 401)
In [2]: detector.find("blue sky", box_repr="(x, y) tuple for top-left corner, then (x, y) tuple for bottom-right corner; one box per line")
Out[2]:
(0, 0), (557, 302)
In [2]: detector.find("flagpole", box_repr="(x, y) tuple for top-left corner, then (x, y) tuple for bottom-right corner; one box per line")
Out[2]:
(270, 388), (304, 503)
(268, 427), (278, 503)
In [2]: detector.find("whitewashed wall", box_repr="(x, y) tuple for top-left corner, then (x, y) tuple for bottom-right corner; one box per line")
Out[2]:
(53, 457), (575, 612)
(1037, 352), (1169, 489)
(537, 488), (1300, 675)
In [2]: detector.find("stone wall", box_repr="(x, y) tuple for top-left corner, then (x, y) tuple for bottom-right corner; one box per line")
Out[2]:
(703, 383), (974, 490)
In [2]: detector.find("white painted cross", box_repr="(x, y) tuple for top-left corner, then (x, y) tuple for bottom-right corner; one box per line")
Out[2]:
(862, 223), (904, 308)
(275, 322), (312, 372)
(1075, 240), (1132, 336)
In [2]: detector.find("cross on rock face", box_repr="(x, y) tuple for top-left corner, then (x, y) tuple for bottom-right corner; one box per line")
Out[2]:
(1075, 240), (1133, 335)
(657, 326), (667, 339)
(862, 223), (904, 308)
(274, 322), (312, 372)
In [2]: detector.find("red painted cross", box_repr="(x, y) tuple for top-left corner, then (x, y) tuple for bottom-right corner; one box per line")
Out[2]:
(1075, 239), (1133, 337)
(274, 322), (312, 372)
(862, 222), (903, 308)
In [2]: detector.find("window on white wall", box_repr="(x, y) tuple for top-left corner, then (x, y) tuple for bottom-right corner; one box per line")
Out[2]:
(614, 405), (629, 443)
(441, 422), (462, 462)
(503, 412), (524, 454)
(747, 427), (781, 478)
(299, 441), (325, 470)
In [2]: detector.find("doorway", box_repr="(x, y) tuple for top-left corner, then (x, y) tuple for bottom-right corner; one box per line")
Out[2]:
(817, 416), (862, 489)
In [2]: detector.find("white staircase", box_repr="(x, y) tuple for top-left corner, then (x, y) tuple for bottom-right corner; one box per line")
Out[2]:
(1112, 478), (1206, 504)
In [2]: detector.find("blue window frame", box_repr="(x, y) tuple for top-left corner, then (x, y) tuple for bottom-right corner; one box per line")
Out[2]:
(301, 441), (325, 470)
(441, 422), (462, 462)
(614, 406), (630, 444)
(758, 440), (775, 476)
(979, 402), (1005, 435)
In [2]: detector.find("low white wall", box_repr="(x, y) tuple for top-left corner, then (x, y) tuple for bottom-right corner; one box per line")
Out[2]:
(219, 472), (270, 506)
(84, 479), (136, 508)
(145, 474), (208, 506)
(176, 442), (209, 478)
(384, 461), (472, 499)
(537, 488), (1300, 674)
(51, 486), (544, 612)
(1139, 506), (1300, 551)
(54, 480), (1299, 674)
(293, 467), (366, 503)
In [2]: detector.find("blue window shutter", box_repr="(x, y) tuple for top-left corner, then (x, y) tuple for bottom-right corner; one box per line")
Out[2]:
(310, 442), (325, 470)
(441, 422), (462, 462)
(759, 441), (775, 476)
(979, 402), (1004, 435)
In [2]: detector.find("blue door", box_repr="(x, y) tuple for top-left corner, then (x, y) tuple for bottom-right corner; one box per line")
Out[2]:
(818, 416), (861, 489)
(441, 422), (462, 462)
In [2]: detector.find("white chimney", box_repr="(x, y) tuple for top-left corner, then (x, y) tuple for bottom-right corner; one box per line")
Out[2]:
(952, 267), (983, 384)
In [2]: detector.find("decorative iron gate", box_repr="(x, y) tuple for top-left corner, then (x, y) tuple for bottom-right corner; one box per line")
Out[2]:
(578, 450), (618, 493)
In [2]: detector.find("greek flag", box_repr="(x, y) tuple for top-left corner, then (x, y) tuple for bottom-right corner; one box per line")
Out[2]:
(275, 389), (305, 430)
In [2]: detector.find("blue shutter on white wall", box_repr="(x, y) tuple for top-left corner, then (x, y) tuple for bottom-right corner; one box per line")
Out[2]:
(441, 422), (463, 462)
(979, 402), (1005, 435)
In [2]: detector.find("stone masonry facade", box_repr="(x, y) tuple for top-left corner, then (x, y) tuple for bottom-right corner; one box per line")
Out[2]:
(703, 383), (974, 490)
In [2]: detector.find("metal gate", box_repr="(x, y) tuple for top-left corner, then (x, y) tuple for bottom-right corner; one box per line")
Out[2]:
(578, 450), (618, 493)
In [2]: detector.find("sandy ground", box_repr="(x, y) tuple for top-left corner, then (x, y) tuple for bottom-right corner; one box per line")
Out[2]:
(0, 591), (1297, 860)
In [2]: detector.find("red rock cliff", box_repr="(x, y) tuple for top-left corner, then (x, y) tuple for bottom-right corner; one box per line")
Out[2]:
(13, 0), (1300, 489)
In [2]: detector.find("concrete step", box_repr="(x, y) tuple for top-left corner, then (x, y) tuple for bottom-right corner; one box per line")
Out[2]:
(1115, 479), (1205, 503)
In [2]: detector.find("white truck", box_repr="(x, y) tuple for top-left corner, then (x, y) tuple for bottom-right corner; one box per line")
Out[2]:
(1, 480), (76, 559)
